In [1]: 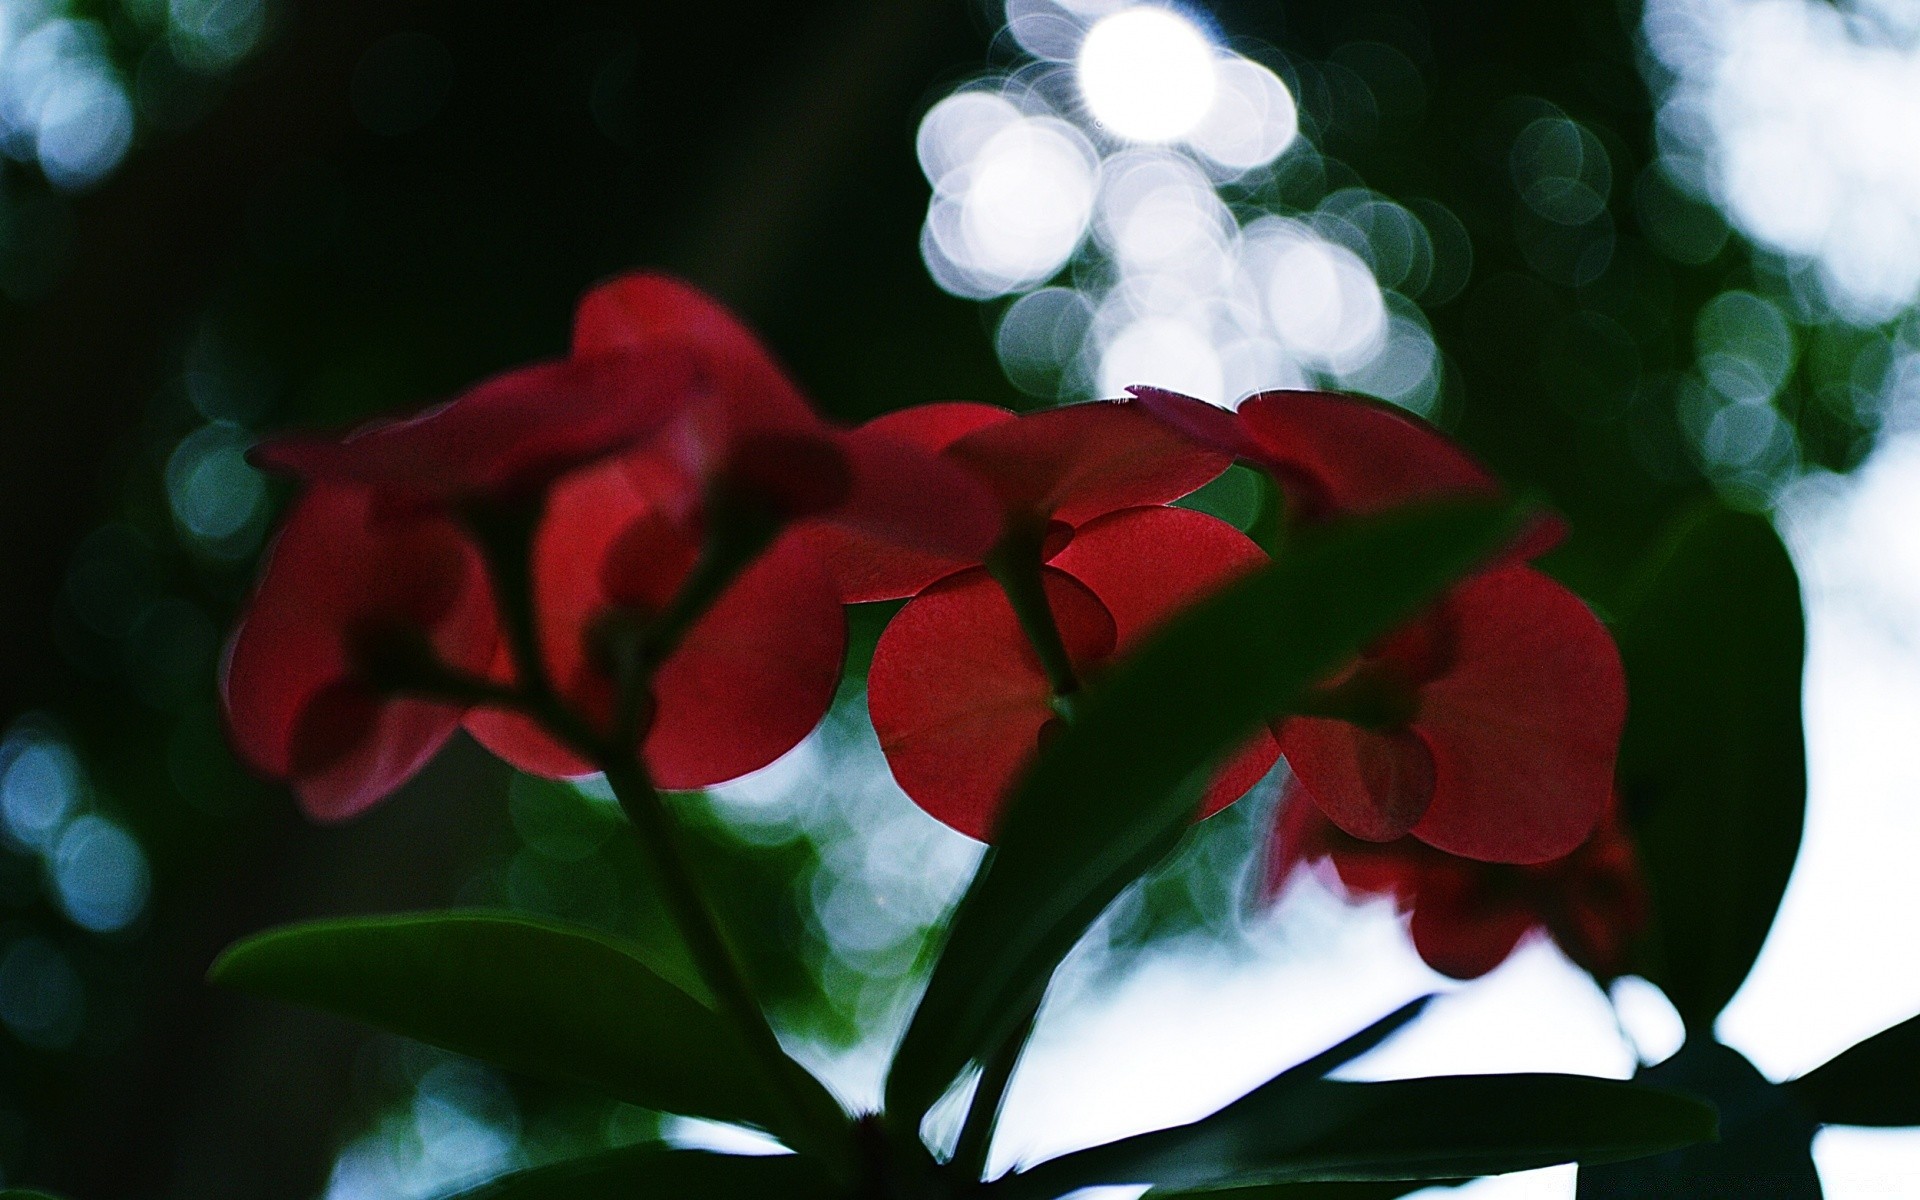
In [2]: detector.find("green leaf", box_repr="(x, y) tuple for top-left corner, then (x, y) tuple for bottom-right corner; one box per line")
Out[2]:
(210, 911), (799, 1133)
(1140, 1005), (1449, 1200)
(886, 501), (1525, 1123)
(444, 1145), (837, 1199)
(997, 1072), (1715, 1198)
(0, 1190), (68, 1199)
(1149, 1181), (1461, 1199)
(1788, 1010), (1920, 1126)
(1613, 504), (1806, 1029)
(1578, 1039), (1819, 1199)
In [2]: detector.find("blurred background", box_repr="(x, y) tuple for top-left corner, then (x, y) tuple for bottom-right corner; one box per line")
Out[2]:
(1, 0), (1919, 1196)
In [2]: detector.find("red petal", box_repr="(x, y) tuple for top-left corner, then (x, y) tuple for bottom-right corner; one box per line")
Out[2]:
(1046, 506), (1265, 650)
(646, 536), (846, 789)
(868, 567), (1116, 841)
(796, 417), (1012, 604)
(789, 403), (1013, 605)
(1406, 871), (1538, 980)
(1234, 390), (1504, 520)
(573, 273), (815, 429)
(465, 459), (696, 777)
(829, 429), (1003, 558)
(222, 487), (498, 819)
(1049, 504), (1281, 816)
(251, 352), (719, 504)
(467, 459), (845, 789)
(1130, 386), (1563, 557)
(1277, 719), (1436, 841)
(1408, 567), (1625, 863)
(1535, 803), (1649, 979)
(463, 703), (595, 780)
(859, 402), (1017, 452)
(1198, 733), (1284, 820)
(1124, 386), (1266, 458)
(948, 401), (1230, 528)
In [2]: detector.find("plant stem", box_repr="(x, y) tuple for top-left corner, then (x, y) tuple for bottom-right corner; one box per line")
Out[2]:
(986, 532), (1080, 698)
(950, 999), (1039, 1182)
(599, 756), (852, 1172)
(946, 535), (1076, 1182)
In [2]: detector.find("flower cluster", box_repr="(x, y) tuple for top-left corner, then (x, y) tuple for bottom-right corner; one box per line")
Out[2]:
(223, 274), (1628, 890)
(1270, 793), (1649, 981)
(225, 274), (1001, 817)
(1129, 387), (1626, 865)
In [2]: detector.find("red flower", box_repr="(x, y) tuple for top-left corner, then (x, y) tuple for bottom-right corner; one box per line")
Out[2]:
(462, 452), (850, 788)
(1272, 791), (1649, 981)
(846, 401), (1276, 840)
(1127, 386), (1623, 864)
(227, 273), (1003, 814)
(222, 487), (499, 820)
(804, 399), (1232, 602)
(1281, 565), (1625, 862)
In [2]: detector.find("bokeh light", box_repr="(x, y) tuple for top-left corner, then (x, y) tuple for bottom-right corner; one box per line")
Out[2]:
(51, 814), (150, 933)
(916, 0), (1441, 415)
(1076, 7), (1218, 143)
(0, 12), (133, 190)
(1647, 0), (1920, 323)
(0, 727), (82, 853)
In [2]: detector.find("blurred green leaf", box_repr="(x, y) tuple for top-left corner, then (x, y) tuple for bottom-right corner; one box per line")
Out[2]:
(210, 911), (796, 1133)
(886, 501), (1524, 1123)
(444, 1144), (837, 1199)
(1578, 1038), (1818, 1198)
(1614, 504), (1806, 1029)
(0, 1190), (69, 1199)
(1788, 1010), (1920, 1126)
(998, 1072), (1714, 1197)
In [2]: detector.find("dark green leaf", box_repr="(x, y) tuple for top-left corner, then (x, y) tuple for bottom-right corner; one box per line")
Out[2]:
(1613, 504), (1806, 1029)
(887, 502), (1524, 1123)
(1788, 1010), (1920, 1126)
(1579, 1039), (1819, 1199)
(0, 1191), (68, 1199)
(1140, 1004), (1448, 1200)
(999, 1072), (1714, 1198)
(1149, 1181), (1462, 1199)
(1277, 996), (1434, 1082)
(444, 1144), (837, 1199)
(210, 911), (798, 1133)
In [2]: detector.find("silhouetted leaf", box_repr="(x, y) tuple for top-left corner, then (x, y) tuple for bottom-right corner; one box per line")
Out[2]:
(1788, 1010), (1920, 1126)
(887, 502), (1524, 1123)
(1579, 1039), (1819, 1199)
(1613, 505), (1806, 1029)
(1149, 1181), (1461, 1199)
(999, 1071), (1713, 1197)
(210, 911), (822, 1136)
(444, 1144), (837, 1199)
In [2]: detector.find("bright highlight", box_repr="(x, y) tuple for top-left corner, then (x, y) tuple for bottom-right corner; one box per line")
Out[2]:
(1076, 7), (1219, 143)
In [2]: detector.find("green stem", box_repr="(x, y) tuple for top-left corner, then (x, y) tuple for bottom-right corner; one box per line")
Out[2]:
(462, 494), (849, 1173)
(944, 532), (1080, 1182)
(951, 1000), (1039, 1182)
(600, 757), (851, 1171)
(1247, 466), (1287, 559)
(463, 500), (557, 699)
(986, 533), (1080, 698)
